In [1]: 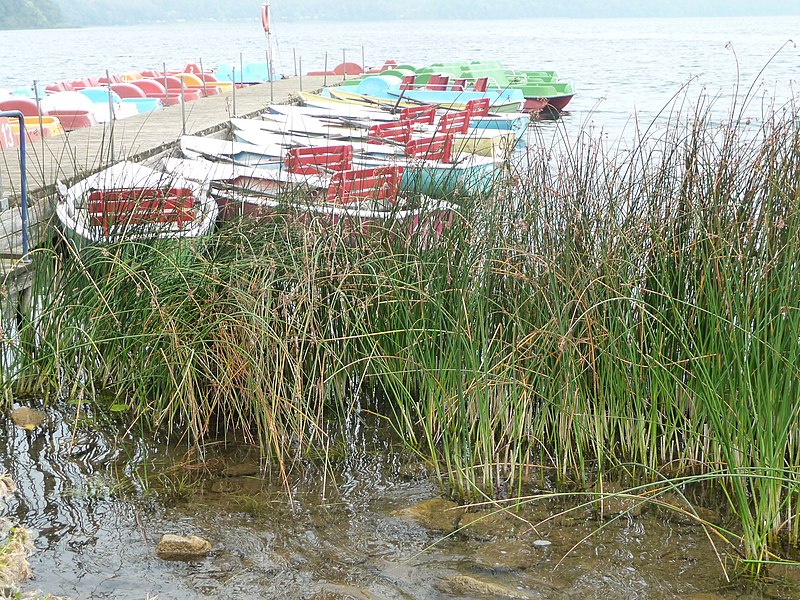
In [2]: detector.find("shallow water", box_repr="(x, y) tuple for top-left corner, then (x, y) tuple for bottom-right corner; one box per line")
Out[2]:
(2, 403), (798, 599)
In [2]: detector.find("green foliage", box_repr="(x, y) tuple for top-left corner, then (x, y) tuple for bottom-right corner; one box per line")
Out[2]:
(0, 0), (62, 29)
(5, 91), (800, 576)
(37, 0), (800, 27)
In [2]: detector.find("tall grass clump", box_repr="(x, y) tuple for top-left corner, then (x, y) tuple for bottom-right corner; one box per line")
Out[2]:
(2, 91), (800, 574)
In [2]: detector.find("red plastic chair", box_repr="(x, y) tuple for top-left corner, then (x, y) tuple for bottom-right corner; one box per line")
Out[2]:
(466, 98), (491, 117)
(368, 120), (413, 144)
(473, 77), (489, 92)
(426, 74), (449, 91)
(437, 111), (471, 135)
(406, 134), (453, 163)
(399, 105), (437, 125)
(285, 145), (353, 174)
(327, 166), (404, 204)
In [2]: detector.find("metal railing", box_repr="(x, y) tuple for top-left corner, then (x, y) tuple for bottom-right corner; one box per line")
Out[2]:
(0, 110), (30, 260)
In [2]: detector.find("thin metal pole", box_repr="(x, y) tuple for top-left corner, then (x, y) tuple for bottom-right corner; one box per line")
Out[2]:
(180, 76), (186, 135)
(0, 111), (30, 258)
(106, 69), (115, 161)
(162, 61), (168, 103)
(232, 67), (237, 115)
(324, 52), (328, 87)
(267, 38), (274, 102)
(361, 45), (365, 72)
(293, 48), (297, 77)
(32, 80), (45, 163)
(342, 49), (346, 81)
(200, 58), (207, 97)
(17, 112), (29, 258)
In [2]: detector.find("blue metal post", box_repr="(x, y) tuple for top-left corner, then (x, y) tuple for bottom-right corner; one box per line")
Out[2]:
(0, 110), (30, 259)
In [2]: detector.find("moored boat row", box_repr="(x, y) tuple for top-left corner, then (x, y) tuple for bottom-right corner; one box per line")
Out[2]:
(311, 58), (575, 116)
(0, 61), (282, 143)
(53, 91), (532, 246)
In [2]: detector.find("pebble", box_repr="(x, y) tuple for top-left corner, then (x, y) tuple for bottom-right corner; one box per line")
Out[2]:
(155, 534), (211, 560)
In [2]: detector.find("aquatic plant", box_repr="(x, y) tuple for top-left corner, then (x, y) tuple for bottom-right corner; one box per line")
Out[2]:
(3, 90), (800, 576)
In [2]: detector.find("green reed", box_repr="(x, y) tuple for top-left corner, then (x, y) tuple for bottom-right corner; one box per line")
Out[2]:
(3, 94), (800, 574)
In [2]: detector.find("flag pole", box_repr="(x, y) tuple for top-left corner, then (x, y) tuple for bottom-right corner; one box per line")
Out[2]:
(261, 2), (274, 102)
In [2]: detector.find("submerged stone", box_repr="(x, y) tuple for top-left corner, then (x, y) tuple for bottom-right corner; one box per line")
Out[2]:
(156, 534), (211, 560)
(10, 407), (46, 430)
(447, 574), (536, 599)
(393, 498), (465, 533)
(311, 582), (373, 599)
(657, 493), (723, 527)
(457, 508), (520, 539)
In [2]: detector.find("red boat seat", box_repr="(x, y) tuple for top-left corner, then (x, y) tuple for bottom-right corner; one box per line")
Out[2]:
(405, 134), (453, 164)
(0, 98), (40, 117)
(437, 110), (471, 135)
(473, 77), (489, 92)
(368, 120), (412, 144)
(466, 98), (491, 117)
(87, 187), (195, 235)
(326, 166), (403, 204)
(399, 104), (436, 125)
(130, 79), (167, 95)
(111, 83), (148, 98)
(451, 78), (467, 92)
(400, 75), (416, 91)
(426, 74), (449, 91)
(98, 74), (123, 84)
(45, 81), (73, 94)
(285, 145), (353, 175)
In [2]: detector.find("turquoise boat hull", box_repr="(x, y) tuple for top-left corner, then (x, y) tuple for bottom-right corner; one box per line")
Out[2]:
(401, 162), (496, 198)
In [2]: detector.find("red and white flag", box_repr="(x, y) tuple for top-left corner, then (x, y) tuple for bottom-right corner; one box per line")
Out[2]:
(261, 2), (271, 34)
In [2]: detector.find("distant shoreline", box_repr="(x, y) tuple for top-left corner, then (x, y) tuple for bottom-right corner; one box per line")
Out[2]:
(4, 11), (800, 32)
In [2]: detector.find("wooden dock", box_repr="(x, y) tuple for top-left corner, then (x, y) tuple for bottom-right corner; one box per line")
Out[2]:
(0, 74), (332, 315)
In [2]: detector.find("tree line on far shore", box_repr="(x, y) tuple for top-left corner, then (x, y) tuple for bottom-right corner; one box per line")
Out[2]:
(2, 0), (798, 30)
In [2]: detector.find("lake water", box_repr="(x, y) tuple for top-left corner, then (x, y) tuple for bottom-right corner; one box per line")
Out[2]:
(2, 16), (799, 140)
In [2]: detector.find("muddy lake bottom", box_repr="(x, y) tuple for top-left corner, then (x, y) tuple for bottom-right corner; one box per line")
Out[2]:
(0, 403), (798, 599)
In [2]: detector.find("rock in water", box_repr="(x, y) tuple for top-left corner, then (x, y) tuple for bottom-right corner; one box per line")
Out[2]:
(156, 534), (211, 560)
(448, 575), (535, 599)
(393, 498), (465, 533)
(10, 407), (46, 430)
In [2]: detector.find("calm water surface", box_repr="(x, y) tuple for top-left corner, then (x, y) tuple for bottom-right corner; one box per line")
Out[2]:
(2, 16), (799, 138)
